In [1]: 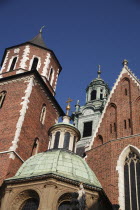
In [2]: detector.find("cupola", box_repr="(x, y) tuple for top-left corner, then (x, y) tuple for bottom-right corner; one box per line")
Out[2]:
(48, 98), (81, 152)
(86, 65), (110, 105)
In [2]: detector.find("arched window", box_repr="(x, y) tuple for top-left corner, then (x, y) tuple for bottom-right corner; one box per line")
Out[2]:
(31, 57), (39, 71)
(40, 104), (46, 124)
(91, 90), (96, 100)
(49, 68), (53, 84)
(0, 91), (6, 108)
(58, 201), (71, 210)
(54, 131), (60, 149)
(31, 138), (39, 156)
(21, 198), (39, 210)
(124, 151), (140, 209)
(9, 57), (17, 71)
(63, 132), (70, 150)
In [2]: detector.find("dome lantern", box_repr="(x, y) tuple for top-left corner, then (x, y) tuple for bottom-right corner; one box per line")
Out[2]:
(48, 98), (81, 152)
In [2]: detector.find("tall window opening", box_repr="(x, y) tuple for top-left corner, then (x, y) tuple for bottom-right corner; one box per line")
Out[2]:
(21, 198), (39, 210)
(124, 120), (127, 129)
(114, 123), (116, 132)
(100, 93), (103, 100)
(31, 138), (39, 156)
(63, 132), (70, 150)
(0, 91), (6, 108)
(54, 131), (60, 149)
(40, 104), (46, 125)
(73, 136), (76, 152)
(125, 88), (128, 95)
(124, 151), (140, 210)
(128, 119), (131, 128)
(83, 121), (92, 137)
(91, 90), (97, 100)
(110, 124), (112, 133)
(49, 68), (53, 84)
(31, 57), (39, 71)
(9, 57), (17, 71)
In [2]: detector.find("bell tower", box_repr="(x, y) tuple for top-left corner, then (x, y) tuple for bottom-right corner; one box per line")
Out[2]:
(73, 66), (110, 155)
(0, 29), (64, 185)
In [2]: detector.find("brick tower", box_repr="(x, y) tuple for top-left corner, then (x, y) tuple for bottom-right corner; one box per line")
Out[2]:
(0, 29), (64, 185)
(86, 60), (140, 209)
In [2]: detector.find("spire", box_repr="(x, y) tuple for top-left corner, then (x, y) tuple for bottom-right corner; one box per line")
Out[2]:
(29, 26), (47, 48)
(97, 65), (101, 78)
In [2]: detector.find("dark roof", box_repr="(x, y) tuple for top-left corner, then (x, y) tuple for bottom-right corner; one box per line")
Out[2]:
(29, 32), (47, 48)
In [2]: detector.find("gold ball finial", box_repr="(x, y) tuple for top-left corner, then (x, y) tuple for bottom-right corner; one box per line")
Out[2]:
(66, 98), (73, 116)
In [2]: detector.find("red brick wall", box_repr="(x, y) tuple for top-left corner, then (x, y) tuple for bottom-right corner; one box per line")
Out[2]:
(86, 72), (140, 204)
(1, 44), (61, 94)
(0, 75), (60, 185)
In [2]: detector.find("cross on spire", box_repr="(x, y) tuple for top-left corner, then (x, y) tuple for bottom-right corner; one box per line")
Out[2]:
(66, 97), (73, 116)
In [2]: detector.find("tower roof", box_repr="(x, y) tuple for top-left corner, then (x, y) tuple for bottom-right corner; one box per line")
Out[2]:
(29, 32), (47, 48)
(7, 150), (101, 188)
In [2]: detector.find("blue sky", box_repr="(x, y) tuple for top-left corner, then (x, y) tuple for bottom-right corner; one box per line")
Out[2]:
(0, 0), (140, 114)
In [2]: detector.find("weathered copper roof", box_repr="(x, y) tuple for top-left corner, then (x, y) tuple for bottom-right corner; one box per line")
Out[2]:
(8, 149), (102, 188)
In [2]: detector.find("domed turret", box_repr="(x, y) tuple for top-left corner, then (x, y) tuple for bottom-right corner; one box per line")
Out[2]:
(48, 98), (81, 152)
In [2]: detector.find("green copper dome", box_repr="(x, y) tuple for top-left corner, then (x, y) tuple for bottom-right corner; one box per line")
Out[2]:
(9, 150), (101, 188)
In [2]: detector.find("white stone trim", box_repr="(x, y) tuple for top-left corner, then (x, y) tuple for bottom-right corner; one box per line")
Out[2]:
(29, 55), (41, 71)
(19, 45), (30, 69)
(41, 53), (51, 77)
(9, 77), (34, 159)
(116, 145), (140, 210)
(54, 68), (59, 91)
(1, 50), (10, 73)
(86, 67), (140, 151)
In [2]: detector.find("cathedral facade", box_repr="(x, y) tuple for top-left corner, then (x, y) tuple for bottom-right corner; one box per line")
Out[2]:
(0, 31), (139, 210)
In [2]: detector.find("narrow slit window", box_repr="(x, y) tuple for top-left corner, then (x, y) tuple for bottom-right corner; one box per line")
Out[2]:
(31, 138), (39, 156)
(125, 88), (128, 95)
(114, 123), (116, 132)
(49, 68), (53, 83)
(124, 120), (127, 129)
(31, 57), (39, 71)
(128, 119), (131, 128)
(0, 91), (6, 109)
(9, 57), (17, 71)
(110, 124), (112, 133)
(40, 104), (46, 125)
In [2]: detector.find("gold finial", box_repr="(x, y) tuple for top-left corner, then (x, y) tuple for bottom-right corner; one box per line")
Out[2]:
(40, 25), (46, 33)
(66, 97), (73, 116)
(97, 65), (101, 78)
